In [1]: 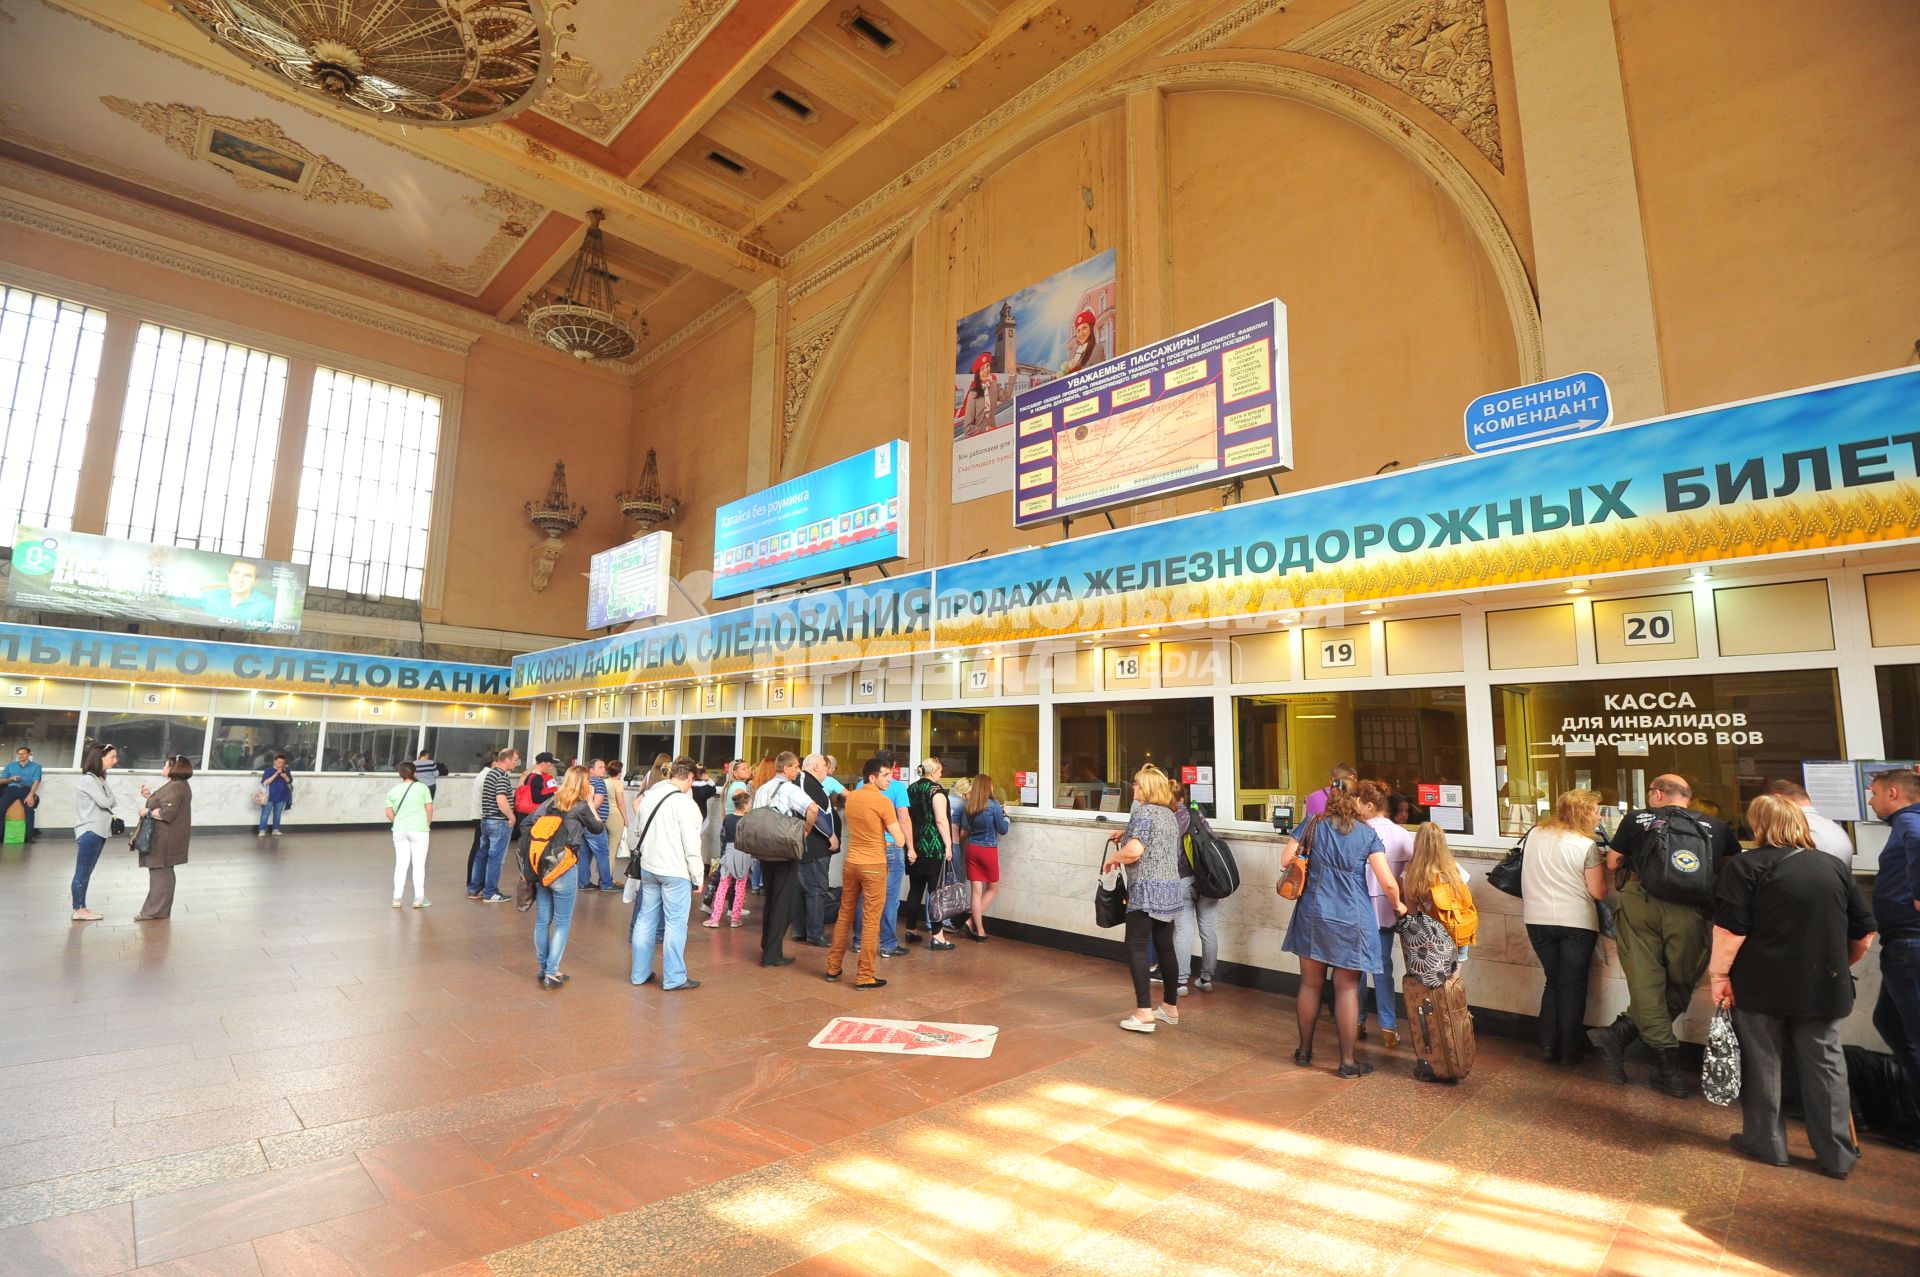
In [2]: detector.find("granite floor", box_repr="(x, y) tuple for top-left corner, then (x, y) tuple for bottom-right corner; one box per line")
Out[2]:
(0, 827), (1914, 1277)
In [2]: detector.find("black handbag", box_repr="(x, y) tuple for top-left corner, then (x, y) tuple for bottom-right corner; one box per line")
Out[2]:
(1095, 870), (1128, 928)
(129, 813), (155, 855)
(1488, 825), (1529, 897)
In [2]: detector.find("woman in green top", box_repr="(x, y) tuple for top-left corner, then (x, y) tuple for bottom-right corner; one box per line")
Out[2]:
(386, 761), (434, 909)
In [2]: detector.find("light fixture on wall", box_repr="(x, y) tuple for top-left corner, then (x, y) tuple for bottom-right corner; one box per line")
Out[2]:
(1564, 579), (1591, 595)
(526, 462), (586, 593)
(1687, 566), (1715, 583)
(166, 1), (572, 127)
(525, 210), (642, 361)
(616, 449), (680, 531)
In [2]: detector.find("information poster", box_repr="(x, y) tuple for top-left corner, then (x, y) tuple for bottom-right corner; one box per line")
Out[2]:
(712, 442), (909, 600)
(952, 250), (1116, 504)
(587, 531), (672, 629)
(7, 526), (307, 634)
(1011, 300), (1291, 528)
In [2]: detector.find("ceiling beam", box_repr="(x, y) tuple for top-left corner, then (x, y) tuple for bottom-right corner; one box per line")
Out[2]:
(700, 106), (822, 184)
(768, 39), (893, 126)
(883, 0), (993, 54)
(47, 0), (778, 291)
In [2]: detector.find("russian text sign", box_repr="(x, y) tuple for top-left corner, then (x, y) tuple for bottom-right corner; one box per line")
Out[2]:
(1465, 372), (1612, 454)
(1011, 300), (1291, 527)
(0, 623), (511, 703)
(806, 1017), (998, 1058)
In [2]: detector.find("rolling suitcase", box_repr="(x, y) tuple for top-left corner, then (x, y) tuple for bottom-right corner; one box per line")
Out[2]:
(1403, 972), (1475, 1083)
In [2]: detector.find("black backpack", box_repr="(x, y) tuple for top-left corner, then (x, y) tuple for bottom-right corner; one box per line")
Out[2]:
(1187, 811), (1241, 900)
(1636, 809), (1719, 907)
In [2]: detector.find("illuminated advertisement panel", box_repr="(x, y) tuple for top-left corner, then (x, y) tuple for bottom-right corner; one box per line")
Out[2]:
(7, 526), (308, 634)
(712, 442), (909, 599)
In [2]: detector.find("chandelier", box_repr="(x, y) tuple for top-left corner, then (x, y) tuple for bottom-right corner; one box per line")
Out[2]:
(525, 209), (641, 361)
(617, 449), (680, 531)
(166, 1), (570, 128)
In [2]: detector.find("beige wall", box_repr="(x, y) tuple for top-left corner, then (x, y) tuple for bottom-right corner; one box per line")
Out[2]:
(1614, 0), (1920, 410)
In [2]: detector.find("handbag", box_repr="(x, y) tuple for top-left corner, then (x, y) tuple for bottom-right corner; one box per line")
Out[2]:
(1095, 869), (1128, 928)
(129, 813), (156, 856)
(110, 817), (127, 837)
(1488, 825), (1530, 897)
(1277, 817), (1316, 901)
(735, 781), (808, 862)
(930, 849), (971, 922)
(251, 785), (269, 808)
(1702, 1005), (1741, 1106)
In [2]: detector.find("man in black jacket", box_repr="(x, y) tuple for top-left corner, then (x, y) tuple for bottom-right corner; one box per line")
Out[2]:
(753, 752), (822, 968)
(793, 753), (840, 947)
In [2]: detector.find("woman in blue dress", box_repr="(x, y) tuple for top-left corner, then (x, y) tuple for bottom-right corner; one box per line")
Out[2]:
(1278, 784), (1406, 1076)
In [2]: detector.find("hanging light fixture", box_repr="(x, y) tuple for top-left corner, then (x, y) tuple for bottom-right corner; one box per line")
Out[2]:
(167, 2), (572, 127)
(617, 449), (680, 530)
(524, 210), (641, 361)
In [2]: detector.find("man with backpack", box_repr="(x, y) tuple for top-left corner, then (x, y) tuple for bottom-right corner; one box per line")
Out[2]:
(1590, 773), (1740, 1097)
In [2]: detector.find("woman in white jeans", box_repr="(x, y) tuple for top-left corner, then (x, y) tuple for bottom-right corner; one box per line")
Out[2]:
(386, 761), (434, 908)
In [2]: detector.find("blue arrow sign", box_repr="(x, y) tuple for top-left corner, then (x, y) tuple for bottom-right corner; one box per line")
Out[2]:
(1464, 371), (1612, 454)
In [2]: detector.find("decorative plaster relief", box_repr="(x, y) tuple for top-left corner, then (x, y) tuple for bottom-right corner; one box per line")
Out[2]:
(1164, 0), (1291, 55)
(790, 218), (905, 300)
(1291, 0), (1504, 171)
(537, 0), (733, 142)
(100, 97), (392, 208)
(782, 298), (853, 447)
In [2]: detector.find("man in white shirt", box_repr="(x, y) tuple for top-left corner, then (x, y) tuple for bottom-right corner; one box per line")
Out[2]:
(1768, 779), (1854, 862)
(753, 751), (821, 968)
(630, 757), (707, 991)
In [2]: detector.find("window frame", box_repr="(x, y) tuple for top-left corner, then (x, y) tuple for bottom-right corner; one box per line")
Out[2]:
(0, 281), (108, 546)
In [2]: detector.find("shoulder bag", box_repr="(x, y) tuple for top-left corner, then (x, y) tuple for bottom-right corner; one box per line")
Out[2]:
(1277, 817), (1317, 901)
(736, 780), (808, 862)
(1094, 869), (1128, 928)
(129, 812), (156, 856)
(931, 849), (971, 922)
(1488, 824), (1530, 897)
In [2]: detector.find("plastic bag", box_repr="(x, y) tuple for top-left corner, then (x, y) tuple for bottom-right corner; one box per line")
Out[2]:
(1703, 1006), (1740, 1107)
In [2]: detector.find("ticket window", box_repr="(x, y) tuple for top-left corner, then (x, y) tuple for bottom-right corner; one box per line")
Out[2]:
(682, 718), (736, 773)
(1235, 688), (1472, 830)
(1055, 697), (1215, 817)
(822, 710), (910, 773)
(925, 706), (1040, 807)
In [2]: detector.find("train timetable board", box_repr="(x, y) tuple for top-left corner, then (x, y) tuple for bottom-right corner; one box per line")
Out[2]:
(1011, 300), (1291, 527)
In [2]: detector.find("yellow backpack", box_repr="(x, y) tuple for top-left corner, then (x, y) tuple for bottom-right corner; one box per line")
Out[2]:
(1426, 880), (1479, 947)
(525, 811), (575, 886)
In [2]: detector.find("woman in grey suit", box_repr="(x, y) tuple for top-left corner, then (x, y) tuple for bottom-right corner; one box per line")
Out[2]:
(134, 755), (195, 921)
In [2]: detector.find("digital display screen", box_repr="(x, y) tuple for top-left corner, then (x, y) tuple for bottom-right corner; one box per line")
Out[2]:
(586, 531), (672, 629)
(1011, 300), (1291, 527)
(712, 442), (909, 599)
(7, 527), (308, 634)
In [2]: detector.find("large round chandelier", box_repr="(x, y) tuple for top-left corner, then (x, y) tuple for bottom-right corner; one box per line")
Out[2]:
(525, 210), (640, 361)
(166, 1), (567, 128)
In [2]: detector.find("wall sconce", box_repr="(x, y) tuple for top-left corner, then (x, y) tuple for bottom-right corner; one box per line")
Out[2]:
(616, 448), (680, 531)
(526, 461), (586, 592)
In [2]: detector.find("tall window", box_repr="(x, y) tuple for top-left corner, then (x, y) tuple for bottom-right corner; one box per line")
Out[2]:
(106, 323), (286, 554)
(0, 284), (107, 546)
(293, 368), (441, 599)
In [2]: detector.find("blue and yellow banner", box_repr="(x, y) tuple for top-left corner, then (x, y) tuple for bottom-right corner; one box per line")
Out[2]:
(0, 623), (512, 704)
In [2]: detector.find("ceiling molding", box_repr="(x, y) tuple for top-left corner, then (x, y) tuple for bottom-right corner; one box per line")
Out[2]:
(630, 288), (748, 372)
(535, 0), (736, 144)
(1164, 0), (1292, 55)
(789, 215), (905, 300)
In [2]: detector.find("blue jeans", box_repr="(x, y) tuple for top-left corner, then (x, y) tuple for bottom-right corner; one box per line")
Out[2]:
(471, 819), (510, 896)
(577, 832), (611, 887)
(257, 800), (286, 832)
(1, 782), (35, 837)
(853, 844), (904, 950)
(1874, 936), (1920, 1097)
(72, 831), (105, 908)
(533, 873), (579, 978)
(1371, 926), (1399, 1030)
(631, 871), (692, 988)
(749, 859), (763, 893)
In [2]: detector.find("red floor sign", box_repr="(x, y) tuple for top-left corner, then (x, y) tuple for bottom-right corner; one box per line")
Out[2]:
(807, 1017), (1000, 1058)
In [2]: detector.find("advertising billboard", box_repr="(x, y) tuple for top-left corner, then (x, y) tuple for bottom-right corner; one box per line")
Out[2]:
(1011, 300), (1291, 527)
(587, 531), (673, 629)
(7, 527), (308, 634)
(711, 442), (909, 600)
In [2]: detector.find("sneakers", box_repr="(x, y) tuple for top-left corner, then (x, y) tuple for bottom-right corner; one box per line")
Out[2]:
(1175, 979), (1190, 997)
(413, 900), (430, 909)
(729, 917), (742, 927)
(467, 892), (482, 901)
(71, 908), (103, 921)
(255, 830), (265, 838)
(1194, 976), (1214, 992)
(880, 946), (910, 958)
(702, 918), (720, 928)
(482, 893), (510, 903)
(271, 830), (282, 837)
(391, 899), (402, 909)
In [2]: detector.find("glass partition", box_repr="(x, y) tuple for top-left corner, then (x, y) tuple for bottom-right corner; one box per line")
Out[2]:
(0, 708), (82, 768)
(743, 714), (810, 766)
(682, 717), (736, 772)
(627, 721), (675, 772)
(210, 717), (319, 771)
(822, 709), (910, 771)
(1490, 670), (1843, 837)
(424, 725), (514, 774)
(926, 706), (1040, 807)
(321, 722), (418, 774)
(1236, 687), (1471, 828)
(583, 730), (622, 764)
(1055, 697), (1216, 816)
(1880, 664), (1920, 759)
(544, 725), (580, 765)
(80, 712), (209, 772)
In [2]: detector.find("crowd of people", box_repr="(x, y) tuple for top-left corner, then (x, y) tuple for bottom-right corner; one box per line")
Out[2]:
(30, 732), (1920, 1174)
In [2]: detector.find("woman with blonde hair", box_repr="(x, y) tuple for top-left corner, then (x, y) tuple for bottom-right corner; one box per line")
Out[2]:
(1278, 783), (1403, 1076)
(1101, 764), (1185, 1033)
(1521, 788), (1610, 1064)
(526, 764), (604, 989)
(1403, 823), (1478, 958)
(1711, 793), (1875, 1178)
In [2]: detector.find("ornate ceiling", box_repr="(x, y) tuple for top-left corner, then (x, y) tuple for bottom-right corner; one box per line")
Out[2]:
(0, 0), (1515, 369)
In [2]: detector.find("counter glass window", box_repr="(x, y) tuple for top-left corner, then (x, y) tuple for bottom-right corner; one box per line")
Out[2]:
(424, 725), (514, 774)
(544, 726), (580, 764)
(1235, 688), (1471, 830)
(823, 710), (909, 771)
(583, 730), (621, 765)
(627, 722), (674, 773)
(0, 708), (81, 767)
(926, 706), (1039, 807)
(321, 722), (417, 773)
(1879, 664), (1920, 759)
(1055, 697), (1215, 816)
(682, 717), (736, 773)
(743, 715), (809, 766)
(209, 717), (319, 771)
(1491, 670), (1843, 836)
(81, 713), (208, 771)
